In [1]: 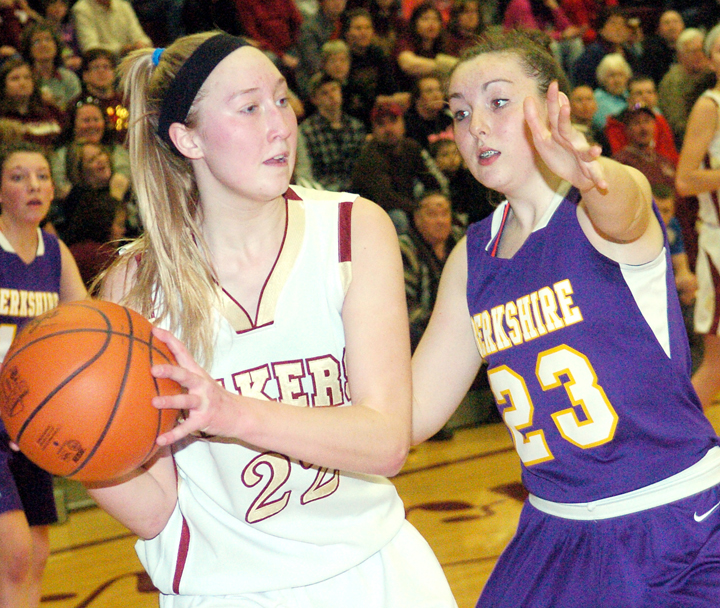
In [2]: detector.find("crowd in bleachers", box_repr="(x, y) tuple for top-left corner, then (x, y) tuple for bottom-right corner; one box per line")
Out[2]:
(0, 0), (718, 352)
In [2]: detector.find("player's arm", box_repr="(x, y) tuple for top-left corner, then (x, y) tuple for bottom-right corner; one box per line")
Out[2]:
(525, 81), (662, 265)
(58, 240), (88, 303)
(84, 447), (177, 539)
(83, 259), (179, 539)
(151, 198), (412, 477)
(676, 96), (720, 197)
(412, 238), (483, 443)
(575, 158), (663, 266)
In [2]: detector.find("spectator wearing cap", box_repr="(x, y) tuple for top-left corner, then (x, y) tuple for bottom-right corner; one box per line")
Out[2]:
(612, 102), (676, 191)
(350, 100), (443, 233)
(604, 74), (678, 163)
(294, 72), (366, 191)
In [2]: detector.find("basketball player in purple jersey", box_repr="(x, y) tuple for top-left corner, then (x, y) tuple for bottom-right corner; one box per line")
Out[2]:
(0, 142), (86, 607)
(412, 29), (720, 607)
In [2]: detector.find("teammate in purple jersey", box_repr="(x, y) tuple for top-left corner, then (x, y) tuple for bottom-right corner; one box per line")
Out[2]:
(0, 141), (86, 608)
(412, 29), (720, 607)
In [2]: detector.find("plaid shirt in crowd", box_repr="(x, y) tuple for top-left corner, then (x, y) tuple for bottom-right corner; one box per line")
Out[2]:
(298, 112), (367, 192)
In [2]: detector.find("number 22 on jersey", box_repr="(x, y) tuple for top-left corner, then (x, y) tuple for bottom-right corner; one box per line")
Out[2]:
(487, 345), (618, 466)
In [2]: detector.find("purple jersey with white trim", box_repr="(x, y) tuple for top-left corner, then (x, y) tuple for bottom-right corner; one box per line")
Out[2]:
(466, 185), (718, 503)
(0, 229), (61, 362)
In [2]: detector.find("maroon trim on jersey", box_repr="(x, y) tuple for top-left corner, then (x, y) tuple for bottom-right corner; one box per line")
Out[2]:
(709, 255), (720, 335)
(338, 201), (353, 263)
(172, 516), (191, 594)
(490, 203), (511, 257)
(285, 187), (302, 201)
(221, 197), (291, 333)
(708, 152), (720, 223)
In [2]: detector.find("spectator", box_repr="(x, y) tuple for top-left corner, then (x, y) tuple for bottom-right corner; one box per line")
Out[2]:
(637, 9), (684, 87)
(653, 181), (696, 308)
(612, 103), (675, 191)
(295, 72), (366, 191)
(403, 74), (451, 149)
(604, 74), (678, 163)
(444, 0), (485, 57)
(129, 0), (183, 47)
(79, 48), (127, 145)
(40, 0), (82, 71)
(0, 56), (64, 148)
(503, 0), (583, 75)
(351, 99), (441, 232)
(592, 51), (630, 131)
(367, 0), (405, 57)
(65, 189), (126, 286)
(50, 99), (129, 201)
(71, 0), (152, 56)
(20, 22), (81, 112)
(395, 2), (456, 92)
(569, 82), (609, 153)
(342, 8), (403, 127)
(428, 136), (497, 226)
(559, 0), (618, 46)
(319, 38), (351, 83)
(667, 0), (720, 30)
(571, 6), (638, 89)
(399, 190), (463, 351)
(659, 27), (711, 147)
(0, 0), (40, 60)
(295, 0), (347, 99)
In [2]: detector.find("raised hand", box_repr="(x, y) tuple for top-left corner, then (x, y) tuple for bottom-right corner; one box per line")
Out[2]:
(524, 80), (607, 193)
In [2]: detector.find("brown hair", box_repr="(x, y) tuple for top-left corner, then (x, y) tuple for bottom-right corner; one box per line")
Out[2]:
(452, 29), (570, 96)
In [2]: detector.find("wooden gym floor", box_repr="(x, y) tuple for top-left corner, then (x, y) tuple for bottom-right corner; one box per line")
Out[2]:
(41, 401), (720, 608)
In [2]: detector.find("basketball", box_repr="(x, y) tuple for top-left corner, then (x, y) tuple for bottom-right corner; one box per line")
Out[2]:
(0, 300), (182, 482)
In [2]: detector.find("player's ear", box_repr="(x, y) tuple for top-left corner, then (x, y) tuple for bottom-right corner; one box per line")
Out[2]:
(169, 122), (203, 160)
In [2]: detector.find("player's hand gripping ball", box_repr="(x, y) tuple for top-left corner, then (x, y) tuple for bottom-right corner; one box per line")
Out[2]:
(0, 300), (181, 482)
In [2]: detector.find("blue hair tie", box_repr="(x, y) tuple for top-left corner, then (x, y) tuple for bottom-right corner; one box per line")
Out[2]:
(152, 48), (165, 66)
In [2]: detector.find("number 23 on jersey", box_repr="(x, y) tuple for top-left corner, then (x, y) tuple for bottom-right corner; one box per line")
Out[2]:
(488, 344), (618, 466)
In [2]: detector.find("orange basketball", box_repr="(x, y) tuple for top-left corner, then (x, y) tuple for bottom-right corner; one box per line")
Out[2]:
(0, 300), (181, 482)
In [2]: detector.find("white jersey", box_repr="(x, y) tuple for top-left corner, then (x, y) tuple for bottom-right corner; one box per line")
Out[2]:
(693, 91), (720, 334)
(697, 90), (720, 228)
(136, 187), (406, 596)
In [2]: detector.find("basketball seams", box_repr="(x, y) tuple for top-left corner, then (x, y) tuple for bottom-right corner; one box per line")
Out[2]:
(142, 330), (167, 467)
(5, 329), (166, 366)
(65, 306), (139, 477)
(14, 324), (115, 444)
(0, 300), (181, 481)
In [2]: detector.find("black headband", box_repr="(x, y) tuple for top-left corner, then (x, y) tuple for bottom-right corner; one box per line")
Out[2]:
(157, 34), (249, 153)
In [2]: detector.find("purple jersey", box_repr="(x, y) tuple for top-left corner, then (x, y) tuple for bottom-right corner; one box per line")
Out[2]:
(466, 185), (718, 503)
(0, 228), (61, 526)
(0, 228), (61, 362)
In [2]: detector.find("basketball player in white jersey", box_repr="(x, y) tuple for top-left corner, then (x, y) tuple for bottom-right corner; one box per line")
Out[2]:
(85, 32), (457, 607)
